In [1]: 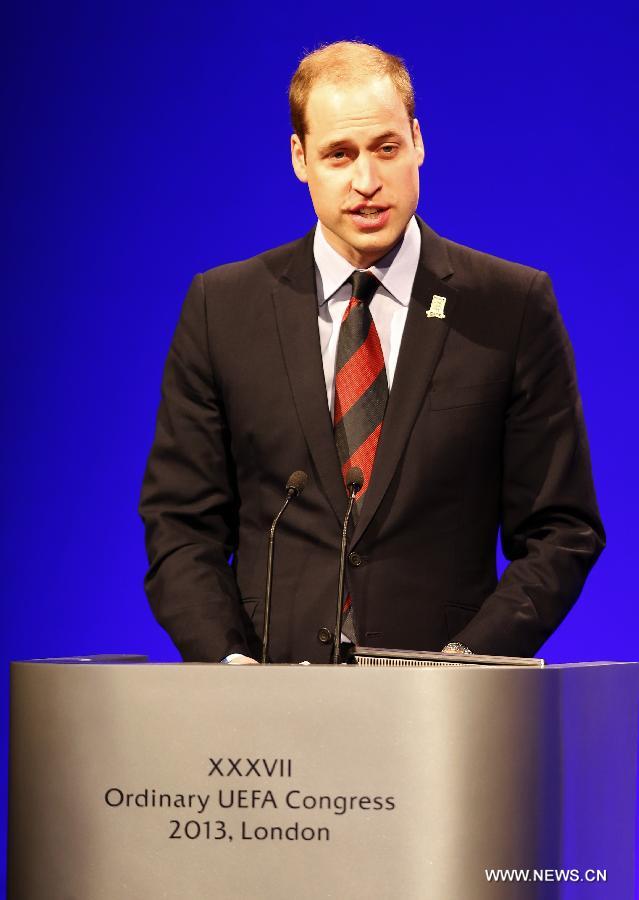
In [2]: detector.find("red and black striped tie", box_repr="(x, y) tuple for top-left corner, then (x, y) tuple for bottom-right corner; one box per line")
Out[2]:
(334, 270), (388, 640)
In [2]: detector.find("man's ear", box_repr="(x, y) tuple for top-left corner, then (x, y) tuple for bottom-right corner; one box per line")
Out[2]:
(412, 118), (425, 166)
(291, 134), (308, 183)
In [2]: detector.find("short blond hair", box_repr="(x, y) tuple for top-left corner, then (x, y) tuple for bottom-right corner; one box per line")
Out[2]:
(289, 41), (415, 146)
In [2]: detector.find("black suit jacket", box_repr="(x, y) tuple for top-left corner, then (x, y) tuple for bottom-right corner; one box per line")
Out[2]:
(139, 217), (604, 663)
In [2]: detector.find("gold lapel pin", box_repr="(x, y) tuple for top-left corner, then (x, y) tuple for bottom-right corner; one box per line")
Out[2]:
(426, 294), (447, 319)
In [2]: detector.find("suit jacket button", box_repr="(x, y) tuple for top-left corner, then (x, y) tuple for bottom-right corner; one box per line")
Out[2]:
(317, 627), (332, 644)
(348, 551), (362, 567)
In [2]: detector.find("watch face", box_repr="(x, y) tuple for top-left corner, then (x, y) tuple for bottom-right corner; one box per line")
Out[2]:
(445, 643), (472, 654)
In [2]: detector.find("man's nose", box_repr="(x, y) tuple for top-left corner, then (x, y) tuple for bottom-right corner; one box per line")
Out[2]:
(351, 155), (382, 196)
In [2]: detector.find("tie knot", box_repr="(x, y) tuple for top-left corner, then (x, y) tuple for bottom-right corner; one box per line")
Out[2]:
(348, 270), (379, 306)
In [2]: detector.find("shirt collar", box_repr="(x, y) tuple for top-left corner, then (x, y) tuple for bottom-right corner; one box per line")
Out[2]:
(313, 215), (421, 307)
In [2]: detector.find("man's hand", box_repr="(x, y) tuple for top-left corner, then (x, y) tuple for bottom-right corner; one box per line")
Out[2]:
(224, 654), (259, 665)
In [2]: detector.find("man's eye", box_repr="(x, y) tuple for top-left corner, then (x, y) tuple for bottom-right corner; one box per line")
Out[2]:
(381, 145), (397, 154)
(331, 150), (347, 160)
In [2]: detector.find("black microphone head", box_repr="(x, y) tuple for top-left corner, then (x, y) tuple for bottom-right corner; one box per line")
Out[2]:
(286, 470), (309, 496)
(345, 467), (364, 494)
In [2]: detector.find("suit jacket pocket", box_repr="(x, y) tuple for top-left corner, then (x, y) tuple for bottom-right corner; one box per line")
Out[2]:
(430, 380), (509, 410)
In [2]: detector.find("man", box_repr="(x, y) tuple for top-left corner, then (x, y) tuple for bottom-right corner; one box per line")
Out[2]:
(139, 41), (604, 665)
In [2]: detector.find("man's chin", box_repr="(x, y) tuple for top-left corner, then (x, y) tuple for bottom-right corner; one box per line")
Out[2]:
(348, 228), (404, 265)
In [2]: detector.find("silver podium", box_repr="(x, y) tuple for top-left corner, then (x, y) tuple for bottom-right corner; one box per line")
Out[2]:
(7, 659), (639, 899)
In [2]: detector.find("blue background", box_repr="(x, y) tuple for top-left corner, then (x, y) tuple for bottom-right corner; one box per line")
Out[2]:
(2, 0), (637, 885)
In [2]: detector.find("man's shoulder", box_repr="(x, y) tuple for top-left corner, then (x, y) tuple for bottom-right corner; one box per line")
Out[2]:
(199, 230), (313, 291)
(418, 219), (555, 337)
(436, 229), (543, 295)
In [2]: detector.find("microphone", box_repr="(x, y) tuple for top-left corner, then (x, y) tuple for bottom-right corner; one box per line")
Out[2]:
(261, 470), (309, 664)
(285, 470), (308, 498)
(332, 466), (364, 664)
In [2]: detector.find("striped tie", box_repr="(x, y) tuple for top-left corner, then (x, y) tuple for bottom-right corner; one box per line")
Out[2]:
(334, 270), (388, 641)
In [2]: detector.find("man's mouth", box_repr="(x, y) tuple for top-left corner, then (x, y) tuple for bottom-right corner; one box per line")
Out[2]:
(349, 206), (388, 218)
(347, 206), (391, 229)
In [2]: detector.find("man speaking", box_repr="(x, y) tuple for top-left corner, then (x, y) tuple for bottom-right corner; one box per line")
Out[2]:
(139, 41), (604, 664)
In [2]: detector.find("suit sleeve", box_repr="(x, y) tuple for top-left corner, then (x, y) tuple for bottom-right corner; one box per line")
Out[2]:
(452, 271), (605, 657)
(138, 273), (251, 661)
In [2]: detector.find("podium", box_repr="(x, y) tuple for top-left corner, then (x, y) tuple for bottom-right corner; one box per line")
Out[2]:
(7, 658), (639, 899)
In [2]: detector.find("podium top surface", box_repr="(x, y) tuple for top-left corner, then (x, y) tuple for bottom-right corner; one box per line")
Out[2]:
(9, 655), (639, 670)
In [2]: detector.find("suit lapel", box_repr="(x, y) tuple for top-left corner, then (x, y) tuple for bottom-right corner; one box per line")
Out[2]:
(271, 228), (347, 526)
(351, 218), (458, 546)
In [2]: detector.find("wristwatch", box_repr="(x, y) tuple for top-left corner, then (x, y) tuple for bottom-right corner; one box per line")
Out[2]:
(442, 642), (472, 655)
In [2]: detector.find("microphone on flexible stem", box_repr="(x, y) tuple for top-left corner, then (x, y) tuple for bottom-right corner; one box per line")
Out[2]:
(332, 466), (364, 665)
(261, 470), (309, 664)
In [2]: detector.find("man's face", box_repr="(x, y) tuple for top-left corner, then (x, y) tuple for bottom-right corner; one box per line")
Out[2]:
(291, 75), (424, 269)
